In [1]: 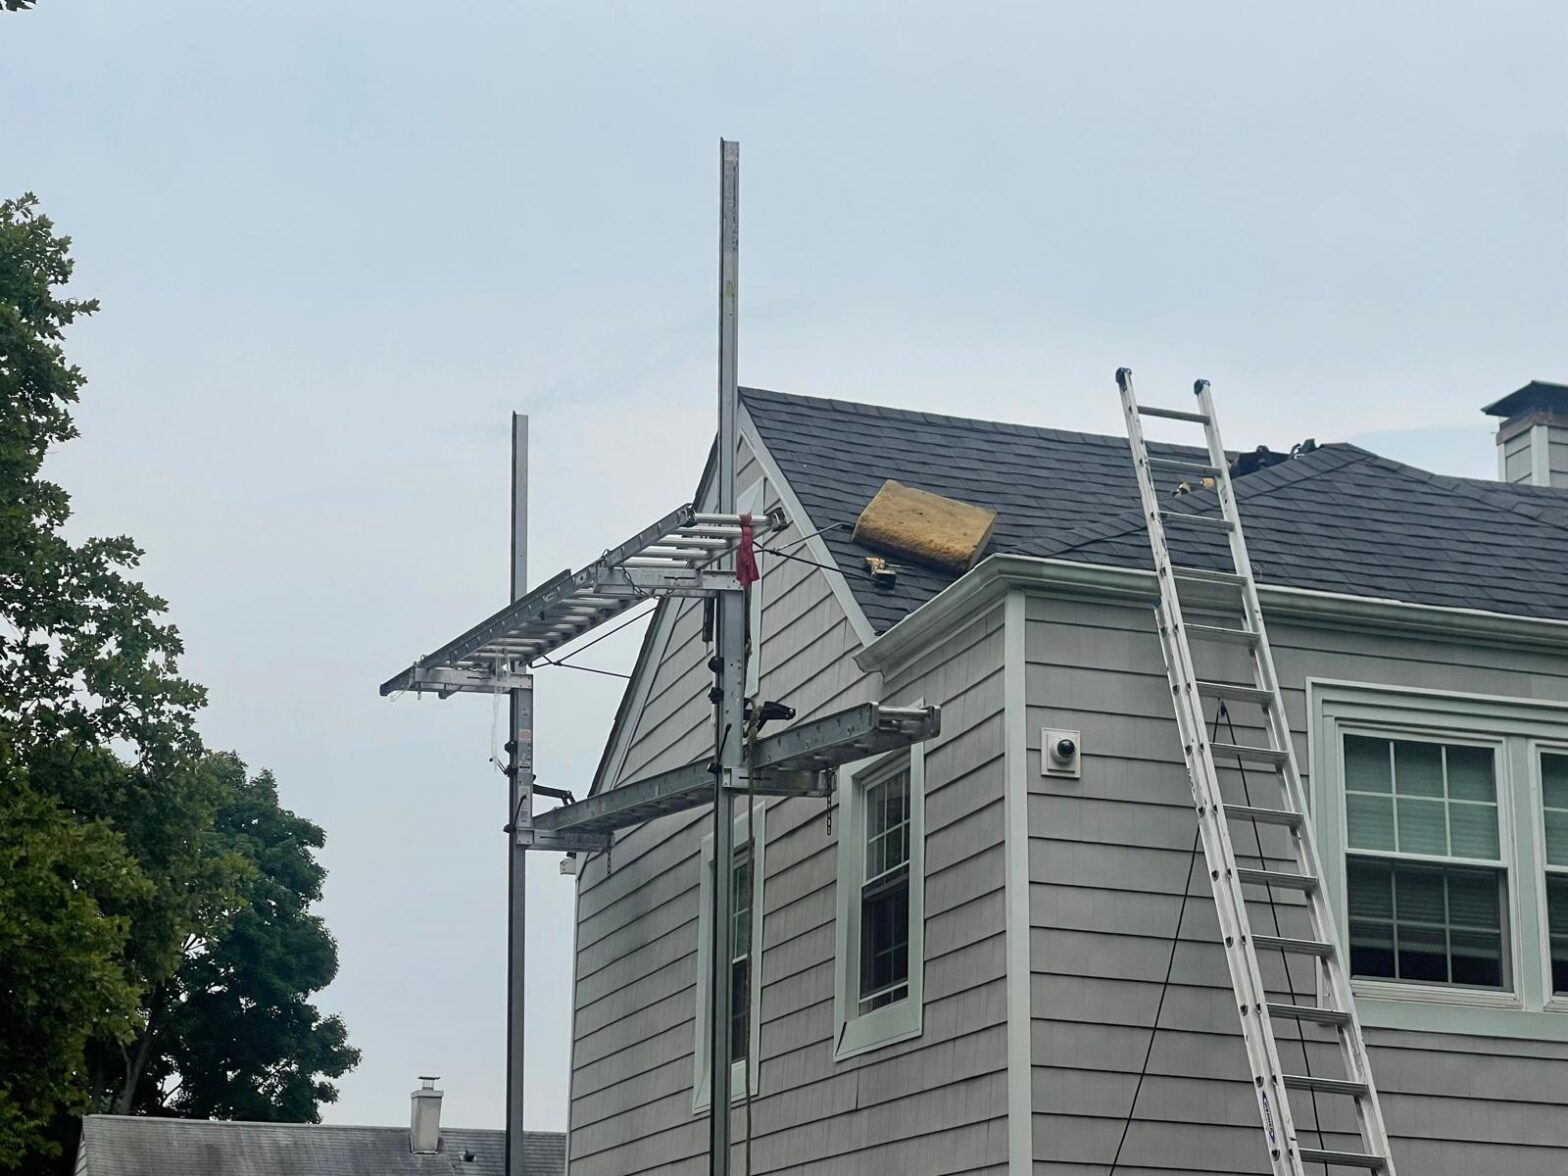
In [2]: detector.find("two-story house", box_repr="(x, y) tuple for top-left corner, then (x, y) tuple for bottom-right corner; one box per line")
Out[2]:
(564, 380), (1568, 1175)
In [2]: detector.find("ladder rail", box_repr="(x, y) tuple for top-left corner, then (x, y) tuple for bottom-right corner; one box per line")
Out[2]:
(1194, 380), (1399, 1166)
(1119, 368), (1398, 1176)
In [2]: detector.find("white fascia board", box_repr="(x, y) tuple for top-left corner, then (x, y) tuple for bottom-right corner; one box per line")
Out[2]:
(738, 402), (877, 649)
(858, 553), (1568, 673)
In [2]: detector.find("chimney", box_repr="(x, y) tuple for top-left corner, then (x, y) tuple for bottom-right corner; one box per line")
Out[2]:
(1483, 380), (1568, 487)
(410, 1076), (442, 1154)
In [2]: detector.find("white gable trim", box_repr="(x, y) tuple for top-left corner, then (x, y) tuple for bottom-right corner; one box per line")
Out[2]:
(739, 402), (877, 649)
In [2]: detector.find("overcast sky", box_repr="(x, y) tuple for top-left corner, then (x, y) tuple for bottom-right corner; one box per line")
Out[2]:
(5, 0), (1567, 1133)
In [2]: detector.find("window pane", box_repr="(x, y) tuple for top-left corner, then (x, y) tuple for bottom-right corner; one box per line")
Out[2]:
(1544, 753), (1568, 869)
(1347, 858), (1507, 990)
(1346, 794), (1395, 852)
(1394, 862), (1446, 924)
(1350, 920), (1396, 979)
(1450, 931), (1504, 988)
(859, 880), (910, 1010)
(1347, 858), (1393, 920)
(1393, 740), (1443, 797)
(1446, 867), (1502, 930)
(1446, 745), (1495, 802)
(1548, 876), (1568, 995)
(864, 769), (911, 881)
(1448, 803), (1500, 861)
(729, 957), (749, 1062)
(1345, 735), (1392, 793)
(1396, 925), (1448, 983)
(1546, 812), (1568, 870)
(1396, 798), (1448, 855)
(1544, 753), (1568, 811)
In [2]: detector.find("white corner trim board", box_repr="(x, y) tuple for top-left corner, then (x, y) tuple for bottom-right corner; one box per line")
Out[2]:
(1002, 591), (1033, 1174)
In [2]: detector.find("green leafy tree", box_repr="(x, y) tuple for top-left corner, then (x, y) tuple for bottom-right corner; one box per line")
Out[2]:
(0, 195), (356, 1170)
(123, 756), (359, 1121)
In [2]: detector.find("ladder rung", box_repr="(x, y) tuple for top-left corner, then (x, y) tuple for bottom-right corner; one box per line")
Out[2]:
(1266, 1002), (1351, 1027)
(1138, 405), (1210, 423)
(1284, 1074), (1369, 1098)
(1254, 935), (1334, 958)
(1147, 455), (1223, 477)
(1161, 511), (1233, 531)
(1186, 623), (1258, 646)
(1209, 743), (1290, 767)
(1196, 681), (1273, 705)
(1225, 803), (1301, 828)
(1236, 867), (1318, 893)
(1298, 1149), (1386, 1170)
(1171, 566), (1247, 587)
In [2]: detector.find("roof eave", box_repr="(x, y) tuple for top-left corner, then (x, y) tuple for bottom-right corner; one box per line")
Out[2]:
(857, 552), (1568, 673)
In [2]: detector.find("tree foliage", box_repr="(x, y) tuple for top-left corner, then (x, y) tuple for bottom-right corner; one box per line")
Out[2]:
(0, 195), (357, 1170)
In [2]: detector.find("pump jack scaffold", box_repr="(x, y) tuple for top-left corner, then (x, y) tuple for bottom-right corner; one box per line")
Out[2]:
(380, 141), (940, 1176)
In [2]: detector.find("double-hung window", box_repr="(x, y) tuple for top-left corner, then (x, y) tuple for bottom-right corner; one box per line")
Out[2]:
(694, 805), (764, 1109)
(1342, 734), (1508, 990)
(1312, 681), (1568, 1039)
(833, 740), (925, 1058)
(1541, 751), (1568, 994)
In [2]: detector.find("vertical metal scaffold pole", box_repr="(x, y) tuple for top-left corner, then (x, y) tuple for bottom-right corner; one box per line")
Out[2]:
(709, 138), (742, 1176)
(506, 413), (532, 1176)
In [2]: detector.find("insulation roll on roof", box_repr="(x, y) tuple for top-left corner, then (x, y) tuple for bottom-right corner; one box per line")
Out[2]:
(852, 479), (997, 574)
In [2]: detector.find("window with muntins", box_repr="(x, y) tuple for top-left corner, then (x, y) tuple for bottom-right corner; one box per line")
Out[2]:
(859, 766), (911, 1013)
(1541, 751), (1568, 994)
(1311, 681), (1568, 1040)
(833, 739), (925, 1059)
(1343, 734), (1508, 989)
(693, 804), (763, 1109)
(729, 850), (752, 1062)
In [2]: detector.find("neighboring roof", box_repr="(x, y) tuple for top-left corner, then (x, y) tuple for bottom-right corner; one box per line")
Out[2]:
(76, 1115), (564, 1176)
(740, 386), (1568, 635)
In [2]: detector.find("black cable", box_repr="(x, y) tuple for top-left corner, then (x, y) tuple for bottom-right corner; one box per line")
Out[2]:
(751, 544), (841, 574)
(529, 657), (631, 680)
(1107, 709), (1218, 1174)
(1221, 703), (1330, 1173)
(553, 600), (656, 664)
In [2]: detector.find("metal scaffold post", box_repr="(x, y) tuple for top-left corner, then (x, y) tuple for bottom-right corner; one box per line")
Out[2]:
(507, 413), (532, 1176)
(709, 137), (743, 1176)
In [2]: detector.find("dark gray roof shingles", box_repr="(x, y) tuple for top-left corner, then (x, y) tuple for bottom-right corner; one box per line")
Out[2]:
(77, 1115), (564, 1176)
(741, 386), (1568, 634)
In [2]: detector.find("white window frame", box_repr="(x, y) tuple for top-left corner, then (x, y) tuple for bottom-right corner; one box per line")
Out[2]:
(1310, 679), (1568, 1039)
(1531, 742), (1568, 1013)
(693, 802), (765, 1111)
(833, 740), (925, 1060)
(738, 477), (766, 699)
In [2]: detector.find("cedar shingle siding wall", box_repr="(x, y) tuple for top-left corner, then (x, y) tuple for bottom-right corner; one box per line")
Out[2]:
(567, 450), (1011, 1174)
(1025, 592), (1568, 1174)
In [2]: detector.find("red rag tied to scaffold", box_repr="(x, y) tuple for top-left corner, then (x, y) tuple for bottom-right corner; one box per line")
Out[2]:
(736, 514), (760, 586)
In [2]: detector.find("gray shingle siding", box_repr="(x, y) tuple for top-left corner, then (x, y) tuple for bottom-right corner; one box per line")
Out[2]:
(1024, 592), (1568, 1173)
(574, 388), (1568, 1172)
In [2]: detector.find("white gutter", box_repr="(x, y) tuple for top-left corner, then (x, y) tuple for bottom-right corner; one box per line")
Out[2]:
(857, 553), (1568, 673)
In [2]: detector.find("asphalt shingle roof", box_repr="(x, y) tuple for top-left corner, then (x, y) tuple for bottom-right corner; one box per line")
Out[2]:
(76, 1115), (564, 1176)
(741, 386), (1568, 634)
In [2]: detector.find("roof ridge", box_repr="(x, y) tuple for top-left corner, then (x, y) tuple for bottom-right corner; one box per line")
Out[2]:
(1355, 450), (1568, 540)
(740, 385), (1138, 449)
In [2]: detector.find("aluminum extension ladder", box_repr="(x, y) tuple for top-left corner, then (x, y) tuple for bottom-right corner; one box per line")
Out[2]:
(1115, 369), (1396, 1174)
